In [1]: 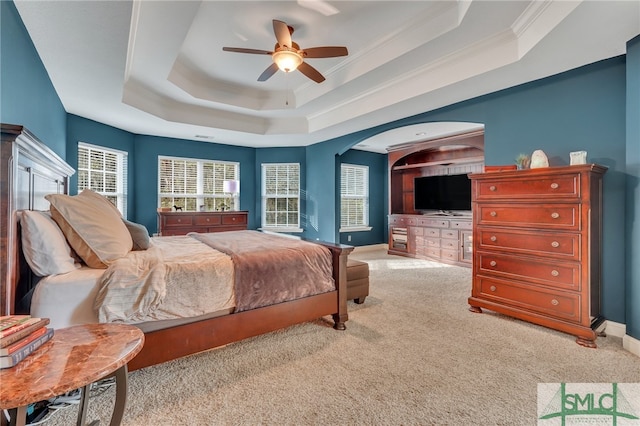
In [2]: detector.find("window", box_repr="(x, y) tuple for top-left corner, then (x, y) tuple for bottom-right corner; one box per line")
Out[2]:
(262, 163), (301, 231)
(341, 164), (370, 231)
(77, 142), (128, 216)
(159, 156), (239, 212)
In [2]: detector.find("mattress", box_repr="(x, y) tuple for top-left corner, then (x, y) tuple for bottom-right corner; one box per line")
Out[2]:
(30, 266), (235, 333)
(30, 266), (103, 330)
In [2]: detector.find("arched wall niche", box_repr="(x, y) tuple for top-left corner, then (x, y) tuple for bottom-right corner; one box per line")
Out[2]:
(387, 128), (485, 215)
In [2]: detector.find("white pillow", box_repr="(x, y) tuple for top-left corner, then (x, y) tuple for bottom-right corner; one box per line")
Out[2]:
(19, 210), (79, 276)
(46, 190), (133, 269)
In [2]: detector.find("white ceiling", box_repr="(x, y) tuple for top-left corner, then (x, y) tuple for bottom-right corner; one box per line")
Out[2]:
(14, 1), (640, 153)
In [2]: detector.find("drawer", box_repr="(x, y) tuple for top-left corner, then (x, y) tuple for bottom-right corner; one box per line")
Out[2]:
(477, 227), (580, 260)
(406, 217), (418, 226)
(419, 218), (448, 228)
(425, 237), (440, 248)
(424, 228), (440, 237)
(222, 214), (247, 225)
(163, 215), (193, 227)
(475, 276), (580, 322)
(476, 204), (580, 231)
(441, 238), (458, 250)
(475, 173), (580, 200)
(194, 215), (221, 226)
(441, 229), (458, 240)
(410, 226), (424, 236)
(424, 247), (440, 258)
(160, 229), (189, 236)
(441, 249), (458, 262)
(477, 251), (580, 290)
(389, 216), (407, 226)
(450, 220), (472, 230)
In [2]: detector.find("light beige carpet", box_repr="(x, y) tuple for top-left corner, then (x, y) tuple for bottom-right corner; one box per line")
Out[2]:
(44, 249), (639, 425)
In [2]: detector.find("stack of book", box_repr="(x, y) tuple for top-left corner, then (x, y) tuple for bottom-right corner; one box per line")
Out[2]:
(0, 315), (53, 369)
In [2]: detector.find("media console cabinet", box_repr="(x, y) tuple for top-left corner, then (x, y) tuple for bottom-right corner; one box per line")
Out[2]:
(467, 164), (607, 347)
(386, 130), (484, 267)
(389, 214), (472, 267)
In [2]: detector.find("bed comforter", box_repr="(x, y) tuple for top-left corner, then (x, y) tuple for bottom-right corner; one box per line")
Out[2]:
(190, 230), (335, 312)
(94, 231), (334, 323)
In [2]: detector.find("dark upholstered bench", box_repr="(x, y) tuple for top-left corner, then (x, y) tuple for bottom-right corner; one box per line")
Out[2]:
(346, 258), (369, 304)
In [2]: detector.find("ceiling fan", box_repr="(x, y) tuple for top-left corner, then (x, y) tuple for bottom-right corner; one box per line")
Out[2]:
(222, 19), (348, 83)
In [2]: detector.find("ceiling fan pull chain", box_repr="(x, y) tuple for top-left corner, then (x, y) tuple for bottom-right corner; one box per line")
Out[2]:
(286, 73), (290, 106)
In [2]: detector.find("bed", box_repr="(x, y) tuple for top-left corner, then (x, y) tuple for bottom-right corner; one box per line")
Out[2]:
(1, 124), (353, 371)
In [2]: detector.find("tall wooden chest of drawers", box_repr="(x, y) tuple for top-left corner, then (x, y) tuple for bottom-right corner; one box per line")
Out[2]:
(468, 164), (607, 347)
(157, 211), (248, 236)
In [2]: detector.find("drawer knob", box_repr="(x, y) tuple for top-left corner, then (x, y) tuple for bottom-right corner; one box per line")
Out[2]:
(206, 218), (210, 222)
(489, 185), (497, 191)
(551, 241), (560, 248)
(490, 286), (497, 292)
(551, 270), (559, 277)
(178, 219), (182, 223)
(232, 217), (236, 221)
(550, 183), (559, 189)
(490, 211), (497, 217)
(551, 299), (559, 306)
(551, 212), (560, 219)
(490, 260), (497, 267)
(490, 236), (497, 242)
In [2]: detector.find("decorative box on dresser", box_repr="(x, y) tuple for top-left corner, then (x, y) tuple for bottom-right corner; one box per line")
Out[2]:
(467, 164), (607, 347)
(157, 211), (248, 236)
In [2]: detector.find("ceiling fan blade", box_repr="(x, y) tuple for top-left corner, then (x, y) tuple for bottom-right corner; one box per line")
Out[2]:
(297, 62), (325, 83)
(258, 63), (279, 82)
(223, 47), (273, 55)
(273, 19), (292, 48)
(302, 46), (348, 58)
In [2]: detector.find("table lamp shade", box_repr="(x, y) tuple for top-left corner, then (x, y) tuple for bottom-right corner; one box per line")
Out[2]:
(223, 180), (239, 193)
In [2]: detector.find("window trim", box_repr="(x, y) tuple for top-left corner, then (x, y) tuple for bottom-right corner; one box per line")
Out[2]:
(158, 155), (240, 212)
(77, 141), (128, 217)
(339, 163), (371, 233)
(261, 162), (302, 232)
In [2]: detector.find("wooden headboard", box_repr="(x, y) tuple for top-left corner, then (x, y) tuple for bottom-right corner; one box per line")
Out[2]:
(1, 124), (75, 316)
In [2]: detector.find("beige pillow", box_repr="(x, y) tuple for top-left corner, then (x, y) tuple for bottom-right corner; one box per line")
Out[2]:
(19, 210), (79, 276)
(45, 190), (133, 268)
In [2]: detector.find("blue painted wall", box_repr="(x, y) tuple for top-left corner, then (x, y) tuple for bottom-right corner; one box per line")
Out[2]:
(307, 57), (627, 323)
(625, 35), (640, 340)
(0, 0), (66, 157)
(66, 114), (136, 214)
(132, 135), (256, 234)
(338, 149), (388, 246)
(3, 0), (639, 337)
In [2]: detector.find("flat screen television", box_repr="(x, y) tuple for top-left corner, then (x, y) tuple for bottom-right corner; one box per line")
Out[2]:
(414, 174), (471, 212)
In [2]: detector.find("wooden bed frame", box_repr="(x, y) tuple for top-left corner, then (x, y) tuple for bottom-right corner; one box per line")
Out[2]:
(1, 124), (353, 371)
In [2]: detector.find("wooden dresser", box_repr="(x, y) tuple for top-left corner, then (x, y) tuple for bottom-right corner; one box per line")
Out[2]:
(157, 211), (248, 236)
(468, 164), (607, 347)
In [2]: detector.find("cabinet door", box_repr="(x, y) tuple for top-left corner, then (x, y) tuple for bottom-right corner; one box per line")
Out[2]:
(460, 231), (473, 263)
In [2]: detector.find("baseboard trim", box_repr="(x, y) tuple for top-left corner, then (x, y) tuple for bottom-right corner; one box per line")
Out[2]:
(352, 243), (388, 253)
(604, 320), (626, 338)
(623, 334), (640, 358)
(602, 320), (639, 358)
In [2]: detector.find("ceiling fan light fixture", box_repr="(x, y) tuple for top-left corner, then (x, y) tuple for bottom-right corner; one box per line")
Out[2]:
(273, 49), (303, 72)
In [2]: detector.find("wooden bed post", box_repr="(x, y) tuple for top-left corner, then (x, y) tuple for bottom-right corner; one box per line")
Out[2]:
(315, 241), (353, 330)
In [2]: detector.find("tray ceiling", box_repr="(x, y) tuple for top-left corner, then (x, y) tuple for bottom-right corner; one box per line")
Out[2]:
(14, 1), (640, 152)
